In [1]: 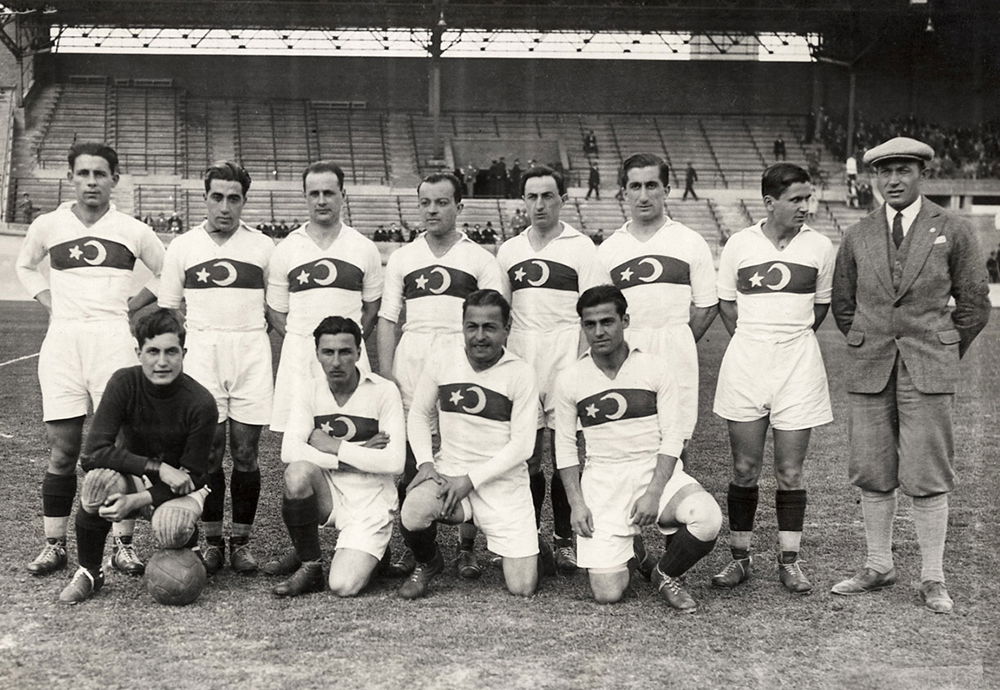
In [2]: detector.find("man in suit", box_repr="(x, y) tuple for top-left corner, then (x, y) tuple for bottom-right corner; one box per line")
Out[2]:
(831, 137), (990, 614)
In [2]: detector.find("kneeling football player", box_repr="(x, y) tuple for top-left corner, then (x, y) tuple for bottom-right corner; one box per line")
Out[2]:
(554, 285), (722, 611)
(59, 308), (218, 604)
(273, 316), (405, 597)
(398, 289), (540, 599)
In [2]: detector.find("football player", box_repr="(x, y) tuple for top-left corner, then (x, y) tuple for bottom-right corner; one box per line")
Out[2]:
(271, 316), (405, 597)
(158, 161), (274, 574)
(711, 163), (834, 594)
(397, 289), (540, 599)
(496, 165), (609, 573)
(58, 309), (217, 603)
(554, 285), (721, 611)
(377, 172), (503, 577)
(16, 142), (164, 578)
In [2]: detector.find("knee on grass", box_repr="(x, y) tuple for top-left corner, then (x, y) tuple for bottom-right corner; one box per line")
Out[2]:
(589, 566), (629, 604)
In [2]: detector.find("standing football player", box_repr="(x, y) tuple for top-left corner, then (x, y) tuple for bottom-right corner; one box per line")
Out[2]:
(711, 163), (835, 594)
(398, 289), (540, 599)
(554, 285), (721, 611)
(272, 316), (405, 597)
(158, 161), (274, 574)
(266, 161), (383, 433)
(598, 153), (718, 451)
(58, 309), (217, 603)
(16, 142), (164, 578)
(377, 172), (503, 576)
(496, 165), (609, 573)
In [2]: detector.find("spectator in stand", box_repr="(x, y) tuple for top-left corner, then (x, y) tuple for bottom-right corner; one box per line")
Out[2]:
(17, 193), (35, 223)
(471, 224), (483, 244)
(374, 225), (385, 242)
(463, 163), (478, 198)
(586, 162), (601, 200)
(289, 219), (301, 231)
(807, 183), (819, 219)
(484, 221), (496, 244)
(773, 136), (786, 161)
(987, 250), (999, 283)
(391, 225), (404, 243)
(591, 228), (604, 245)
(583, 129), (598, 156)
(168, 212), (183, 234)
(683, 162), (699, 201)
(509, 208), (529, 235)
(846, 178), (859, 209)
(846, 154), (858, 183)
(509, 159), (523, 199)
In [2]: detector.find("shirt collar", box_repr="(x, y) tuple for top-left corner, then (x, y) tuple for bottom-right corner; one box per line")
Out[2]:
(749, 219), (814, 236)
(579, 344), (642, 361)
(885, 196), (922, 227)
(617, 216), (675, 236)
(526, 221), (579, 241)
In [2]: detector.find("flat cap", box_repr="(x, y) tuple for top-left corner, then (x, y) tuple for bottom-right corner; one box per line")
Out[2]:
(863, 137), (935, 167)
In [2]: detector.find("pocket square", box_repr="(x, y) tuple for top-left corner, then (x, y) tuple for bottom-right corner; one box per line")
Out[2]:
(933, 235), (947, 245)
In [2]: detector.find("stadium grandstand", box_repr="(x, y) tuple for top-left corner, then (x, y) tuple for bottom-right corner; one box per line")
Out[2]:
(0, 0), (996, 259)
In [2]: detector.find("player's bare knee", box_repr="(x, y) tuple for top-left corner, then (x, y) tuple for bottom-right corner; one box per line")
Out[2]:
(327, 572), (366, 598)
(503, 561), (538, 597)
(506, 578), (537, 597)
(400, 482), (439, 531)
(283, 462), (316, 497)
(732, 458), (761, 486)
(774, 466), (804, 491)
(589, 571), (628, 604)
(679, 491), (723, 541)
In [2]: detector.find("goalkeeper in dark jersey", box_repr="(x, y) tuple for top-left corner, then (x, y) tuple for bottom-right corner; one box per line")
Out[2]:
(58, 308), (218, 604)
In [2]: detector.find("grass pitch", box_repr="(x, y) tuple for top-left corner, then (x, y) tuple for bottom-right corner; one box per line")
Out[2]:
(0, 300), (996, 689)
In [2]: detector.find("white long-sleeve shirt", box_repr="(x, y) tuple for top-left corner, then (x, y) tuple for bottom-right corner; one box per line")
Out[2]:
(407, 345), (538, 489)
(16, 202), (163, 321)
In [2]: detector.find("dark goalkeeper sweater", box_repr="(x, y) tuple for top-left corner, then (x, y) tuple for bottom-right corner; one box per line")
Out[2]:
(80, 366), (218, 507)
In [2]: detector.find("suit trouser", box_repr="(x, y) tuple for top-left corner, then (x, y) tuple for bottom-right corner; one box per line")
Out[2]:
(847, 354), (955, 497)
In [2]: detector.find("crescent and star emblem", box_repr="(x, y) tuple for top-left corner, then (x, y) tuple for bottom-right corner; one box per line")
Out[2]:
(766, 262), (791, 291)
(83, 240), (107, 266)
(600, 392), (628, 420)
(213, 261), (238, 287)
(526, 260), (550, 287)
(333, 416), (357, 439)
(460, 386), (487, 414)
(429, 266), (452, 295)
(313, 259), (338, 286)
(637, 257), (663, 283)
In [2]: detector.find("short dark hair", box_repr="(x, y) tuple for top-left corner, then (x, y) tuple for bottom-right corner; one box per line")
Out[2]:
(68, 143), (119, 174)
(576, 284), (628, 317)
(302, 161), (345, 191)
(520, 164), (566, 197)
(462, 289), (510, 326)
(204, 161), (252, 197)
(761, 163), (811, 200)
(134, 308), (186, 348)
(619, 153), (670, 188)
(313, 315), (362, 349)
(418, 172), (463, 203)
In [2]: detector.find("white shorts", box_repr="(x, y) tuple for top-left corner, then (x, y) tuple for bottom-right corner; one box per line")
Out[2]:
(713, 331), (832, 431)
(508, 326), (579, 429)
(442, 463), (538, 559)
(320, 473), (397, 559)
(271, 331), (372, 432)
(393, 330), (463, 411)
(628, 325), (698, 439)
(38, 319), (137, 421)
(184, 329), (273, 425)
(576, 458), (699, 570)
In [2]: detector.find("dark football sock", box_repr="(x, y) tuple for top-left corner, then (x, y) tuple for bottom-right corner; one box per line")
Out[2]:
(42, 472), (77, 518)
(529, 471), (546, 528)
(401, 521), (438, 564)
(727, 483), (759, 532)
(550, 470), (572, 542)
(231, 469), (261, 526)
(776, 489), (807, 532)
(75, 507), (112, 572)
(115, 534), (132, 545)
(657, 526), (717, 578)
(281, 495), (322, 562)
(203, 470), (226, 523)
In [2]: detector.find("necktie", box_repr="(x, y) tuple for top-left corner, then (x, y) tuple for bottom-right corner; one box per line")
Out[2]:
(892, 212), (904, 249)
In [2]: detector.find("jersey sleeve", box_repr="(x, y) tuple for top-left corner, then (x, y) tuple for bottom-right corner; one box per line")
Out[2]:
(337, 380), (406, 475)
(552, 366), (581, 470)
(378, 253), (404, 322)
(80, 370), (149, 476)
(466, 362), (539, 488)
(14, 219), (50, 299)
(266, 244), (290, 313)
(280, 383), (340, 470)
(136, 223), (165, 295)
(157, 238), (186, 310)
(653, 361), (685, 459)
(716, 235), (739, 302)
(405, 358), (440, 467)
(690, 234), (719, 307)
(814, 237), (835, 305)
(361, 241), (384, 303)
